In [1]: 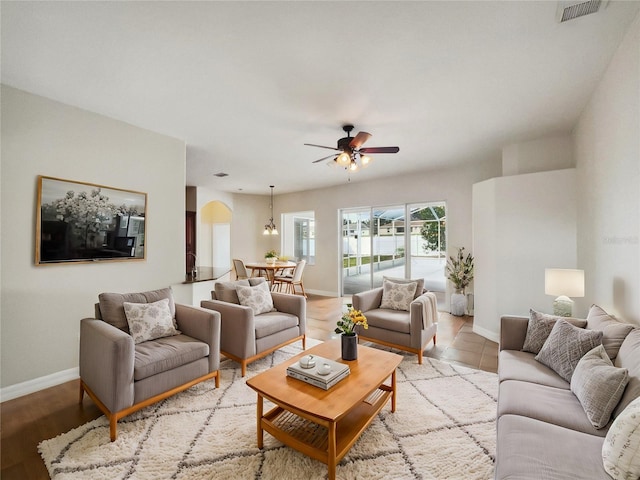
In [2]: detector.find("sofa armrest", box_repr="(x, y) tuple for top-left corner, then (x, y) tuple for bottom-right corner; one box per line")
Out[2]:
(79, 318), (135, 412)
(200, 299), (256, 358)
(500, 315), (529, 351)
(271, 292), (306, 335)
(175, 304), (221, 372)
(352, 287), (384, 313)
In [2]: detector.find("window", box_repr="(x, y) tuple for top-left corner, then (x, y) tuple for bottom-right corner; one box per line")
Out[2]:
(281, 211), (315, 265)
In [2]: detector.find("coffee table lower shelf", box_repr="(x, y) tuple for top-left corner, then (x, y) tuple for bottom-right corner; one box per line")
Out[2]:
(260, 385), (392, 466)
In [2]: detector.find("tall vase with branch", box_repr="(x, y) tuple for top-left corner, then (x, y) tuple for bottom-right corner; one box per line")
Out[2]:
(446, 247), (474, 316)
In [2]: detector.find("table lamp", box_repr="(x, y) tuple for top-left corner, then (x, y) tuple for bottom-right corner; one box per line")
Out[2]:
(545, 268), (585, 317)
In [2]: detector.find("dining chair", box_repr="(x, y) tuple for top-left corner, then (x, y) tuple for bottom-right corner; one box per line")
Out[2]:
(233, 258), (249, 280)
(272, 260), (307, 297)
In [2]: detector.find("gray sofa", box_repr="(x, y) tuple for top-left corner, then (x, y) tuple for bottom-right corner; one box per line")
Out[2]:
(200, 278), (306, 376)
(495, 308), (640, 479)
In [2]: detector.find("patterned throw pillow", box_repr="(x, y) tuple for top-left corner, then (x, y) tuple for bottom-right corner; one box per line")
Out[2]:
(123, 298), (180, 344)
(383, 276), (425, 299)
(570, 344), (629, 429)
(602, 396), (640, 480)
(522, 309), (587, 354)
(236, 282), (275, 315)
(380, 279), (417, 311)
(535, 319), (603, 382)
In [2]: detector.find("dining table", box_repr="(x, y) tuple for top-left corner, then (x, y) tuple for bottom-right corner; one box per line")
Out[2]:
(244, 260), (297, 283)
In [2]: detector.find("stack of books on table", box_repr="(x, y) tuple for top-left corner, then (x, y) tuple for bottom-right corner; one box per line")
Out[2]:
(286, 356), (350, 390)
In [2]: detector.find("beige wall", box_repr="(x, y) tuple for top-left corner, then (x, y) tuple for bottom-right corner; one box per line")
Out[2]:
(574, 14), (640, 324)
(229, 159), (502, 296)
(1, 86), (186, 396)
(473, 169), (578, 341)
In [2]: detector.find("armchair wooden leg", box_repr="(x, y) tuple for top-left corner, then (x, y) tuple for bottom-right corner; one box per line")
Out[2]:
(433, 334), (437, 345)
(241, 362), (247, 377)
(302, 335), (306, 350)
(109, 416), (117, 442)
(79, 380), (84, 403)
(418, 351), (423, 365)
(215, 371), (220, 388)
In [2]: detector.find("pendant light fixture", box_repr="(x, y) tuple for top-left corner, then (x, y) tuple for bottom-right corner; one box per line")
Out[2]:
(263, 185), (278, 235)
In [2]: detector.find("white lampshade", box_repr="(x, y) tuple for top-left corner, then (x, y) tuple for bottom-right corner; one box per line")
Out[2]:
(545, 269), (585, 297)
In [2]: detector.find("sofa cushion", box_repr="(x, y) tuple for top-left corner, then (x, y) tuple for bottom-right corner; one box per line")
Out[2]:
(383, 276), (425, 299)
(522, 309), (586, 354)
(613, 328), (640, 418)
(498, 350), (570, 389)
(214, 278), (266, 303)
(495, 414), (610, 480)
(586, 304), (635, 360)
(364, 308), (411, 334)
(570, 344), (629, 429)
(253, 312), (299, 339)
(603, 396), (640, 480)
(134, 334), (209, 381)
(214, 279), (250, 304)
(98, 287), (175, 333)
(535, 319), (603, 382)
(124, 298), (180, 344)
(380, 278), (417, 311)
(236, 282), (275, 315)
(498, 379), (607, 437)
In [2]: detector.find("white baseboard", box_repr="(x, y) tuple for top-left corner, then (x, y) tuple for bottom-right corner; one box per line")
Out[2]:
(472, 324), (500, 343)
(1, 367), (79, 403)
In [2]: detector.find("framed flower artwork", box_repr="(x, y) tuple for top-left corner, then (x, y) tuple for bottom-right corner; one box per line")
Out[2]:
(35, 176), (147, 265)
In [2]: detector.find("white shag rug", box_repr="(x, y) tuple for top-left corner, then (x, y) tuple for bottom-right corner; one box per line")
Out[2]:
(39, 341), (497, 480)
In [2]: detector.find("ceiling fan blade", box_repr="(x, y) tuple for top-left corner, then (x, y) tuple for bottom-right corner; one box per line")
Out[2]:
(304, 143), (341, 152)
(359, 146), (400, 154)
(349, 131), (372, 149)
(312, 154), (338, 164)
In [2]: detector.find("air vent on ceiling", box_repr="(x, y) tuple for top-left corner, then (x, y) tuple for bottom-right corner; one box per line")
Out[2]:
(213, 172), (229, 177)
(556, 0), (608, 22)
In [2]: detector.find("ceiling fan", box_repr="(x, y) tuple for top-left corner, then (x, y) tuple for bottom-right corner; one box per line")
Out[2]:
(305, 124), (399, 172)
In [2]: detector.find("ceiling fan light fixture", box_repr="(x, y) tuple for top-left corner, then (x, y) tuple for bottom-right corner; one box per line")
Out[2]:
(360, 154), (372, 167)
(337, 152), (351, 166)
(349, 160), (359, 172)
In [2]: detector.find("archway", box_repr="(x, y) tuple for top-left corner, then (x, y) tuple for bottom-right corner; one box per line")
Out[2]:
(200, 200), (232, 270)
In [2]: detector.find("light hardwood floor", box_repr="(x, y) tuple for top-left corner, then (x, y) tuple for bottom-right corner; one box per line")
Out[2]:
(1, 294), (497, 480)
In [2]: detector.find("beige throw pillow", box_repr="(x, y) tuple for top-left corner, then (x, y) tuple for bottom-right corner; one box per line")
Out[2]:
(602, 396), (640, 480)
(586, 304), (635, 360)
(383, 276), (425, 299)
(570, 344), (629, 429)
(98, 287), (175, 333)
(123, 298), (180, 344)
(380, 278), (417, 311)
(236, 282), (275, 315)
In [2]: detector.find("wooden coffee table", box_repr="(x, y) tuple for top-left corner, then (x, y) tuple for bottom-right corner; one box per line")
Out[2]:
(246, 339), (403, 480)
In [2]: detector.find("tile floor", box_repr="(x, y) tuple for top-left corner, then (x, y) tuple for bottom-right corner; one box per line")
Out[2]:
(306, 294), (498, 373)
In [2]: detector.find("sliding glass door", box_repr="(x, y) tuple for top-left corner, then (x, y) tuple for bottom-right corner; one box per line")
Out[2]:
(342, 209), (370, 295)
(341, 202), (446, 296)
(407, 202), (446, 293)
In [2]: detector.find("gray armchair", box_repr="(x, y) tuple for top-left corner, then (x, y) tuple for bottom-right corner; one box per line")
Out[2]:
(79, 287), (220, 441)
(201, 278), (306, 376)
(352, 283), (438, 364)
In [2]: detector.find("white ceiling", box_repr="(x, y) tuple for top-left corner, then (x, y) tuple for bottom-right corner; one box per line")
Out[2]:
(2, 1), (639, 195)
